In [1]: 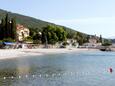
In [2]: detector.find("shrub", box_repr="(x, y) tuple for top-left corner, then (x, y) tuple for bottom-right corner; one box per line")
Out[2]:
(3, 38), (15, 42)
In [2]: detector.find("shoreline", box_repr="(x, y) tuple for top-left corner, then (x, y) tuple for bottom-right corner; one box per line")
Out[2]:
(0, 48), (99, 60)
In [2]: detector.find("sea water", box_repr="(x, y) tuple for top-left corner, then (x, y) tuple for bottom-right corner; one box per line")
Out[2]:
(0, 51), (115, 86)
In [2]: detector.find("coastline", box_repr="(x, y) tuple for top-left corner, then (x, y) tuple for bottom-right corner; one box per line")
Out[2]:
(0, 48), (99, 60)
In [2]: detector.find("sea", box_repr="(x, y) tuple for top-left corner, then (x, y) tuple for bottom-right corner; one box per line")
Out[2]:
(0, 51), (115, 86)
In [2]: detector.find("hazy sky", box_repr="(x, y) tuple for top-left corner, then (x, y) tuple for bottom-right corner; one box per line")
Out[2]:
(0, 0), (115, 38)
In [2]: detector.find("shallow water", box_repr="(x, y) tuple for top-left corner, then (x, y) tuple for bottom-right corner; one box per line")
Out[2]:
(0, 51), (115, 86)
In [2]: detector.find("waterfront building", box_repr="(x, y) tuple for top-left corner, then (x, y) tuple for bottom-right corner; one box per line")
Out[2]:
(16, 24), (30, 41)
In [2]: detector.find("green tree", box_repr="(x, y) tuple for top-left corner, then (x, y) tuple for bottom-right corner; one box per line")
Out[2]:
(42, 25), (67, 45)
(0, 19), (5, 39)
(102, 39), (112, 46)
(86, 35), (90, 42)
(11, 17), (16, 40)
(74, 32), (83, 45)
(29, 28), (37, 38)
(56, 26), (67, 41)
(49, 32), (58, 44)
(0, 14), (17, 41)
(99, 35), (102, 43)
(24, 36), (33, 42)
(4, 14), (9, 38)
(3, 38), (15, 42)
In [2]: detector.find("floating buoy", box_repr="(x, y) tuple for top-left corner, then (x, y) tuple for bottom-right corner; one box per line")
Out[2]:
(25, 75), (28, 78)
(3, 77), (6, 80)
(109, 68), (113, 73)
(18, 76), (21, 79)
(11, 76), (14, 79)
(32, 75), (35, 78)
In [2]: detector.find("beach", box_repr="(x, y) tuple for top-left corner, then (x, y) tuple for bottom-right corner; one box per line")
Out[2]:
(0, 48), (99, 60)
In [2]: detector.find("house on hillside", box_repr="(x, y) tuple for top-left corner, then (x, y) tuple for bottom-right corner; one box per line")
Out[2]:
(60, 39), (79, 48)
(16, 24), (30, 41)
(83, 36), (101, 48)
(89, 36), (97, 44)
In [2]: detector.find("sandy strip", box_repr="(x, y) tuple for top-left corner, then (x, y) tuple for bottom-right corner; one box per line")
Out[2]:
(0, 48), (99, 60)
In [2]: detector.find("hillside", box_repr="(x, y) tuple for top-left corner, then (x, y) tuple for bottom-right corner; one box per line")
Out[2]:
(0, 9), (77, 33)
(0, 9), (108, 45)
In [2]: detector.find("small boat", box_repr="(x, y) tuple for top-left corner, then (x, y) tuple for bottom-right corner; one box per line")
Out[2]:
(100, 48), (106, 51)
(100, 47), (111, 51)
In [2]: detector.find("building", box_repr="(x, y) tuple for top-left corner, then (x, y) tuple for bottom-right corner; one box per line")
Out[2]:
(65, 39), (78, 48)
(82, 36), (101, 48)
(16, 24), (30, 41)
(89, 36), (97, 44)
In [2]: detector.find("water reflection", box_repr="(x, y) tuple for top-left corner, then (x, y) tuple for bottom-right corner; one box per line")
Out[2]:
(16, 58), (30, 75)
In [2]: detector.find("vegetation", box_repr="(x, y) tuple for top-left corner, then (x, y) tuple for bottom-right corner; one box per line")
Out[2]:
(99, 35), (102, 43)
(2, 38), (15, 42)
(72, 42), (77, 46)
(24, 36), (33, 42)
(0, 9), (101, 45)
(0, 14), (16, 41)
(62, 41), (69, 47)
(102, 39), (112, 46)
(73, 32), (88, 45)
(0, 9), (75, 34)
(41, 25), (67, 45)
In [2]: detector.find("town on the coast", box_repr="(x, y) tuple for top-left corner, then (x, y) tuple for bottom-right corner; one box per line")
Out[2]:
(0, 13), (113, 51)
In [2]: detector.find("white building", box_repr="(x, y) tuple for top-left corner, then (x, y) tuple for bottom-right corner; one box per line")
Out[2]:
(83, 36), (101, 48)
(66, 39), (79, 48)
(16, 24), (30, 41)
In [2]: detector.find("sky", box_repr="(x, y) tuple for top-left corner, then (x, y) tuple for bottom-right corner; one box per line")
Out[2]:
(0, 0), (115, 38)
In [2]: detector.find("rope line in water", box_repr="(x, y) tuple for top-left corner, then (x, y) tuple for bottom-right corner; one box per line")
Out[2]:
(0, 71), (112, 80)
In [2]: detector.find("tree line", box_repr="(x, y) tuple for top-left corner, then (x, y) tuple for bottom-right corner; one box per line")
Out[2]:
(0, 14), (16, 41)
(0, 14), (104, 46)
(29, 25), (67, 44)
(29, 25), (90, 45)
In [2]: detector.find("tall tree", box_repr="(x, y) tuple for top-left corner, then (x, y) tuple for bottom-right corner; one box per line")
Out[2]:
(1, 19), (5, 39)
(99, 35), (102, 43)
(11, 17), (16, 40)
(5, 13), (9, 38)
(74, 32), (84, 45)
(42, 25), (67, 45)
(56, 26), (67, 41)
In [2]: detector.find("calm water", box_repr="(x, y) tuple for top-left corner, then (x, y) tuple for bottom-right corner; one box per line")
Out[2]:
(0, 51), (115, 86)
